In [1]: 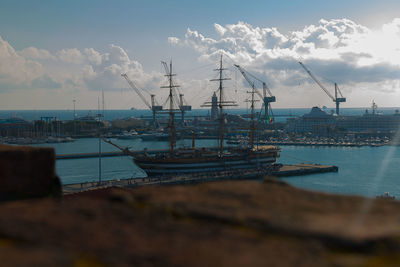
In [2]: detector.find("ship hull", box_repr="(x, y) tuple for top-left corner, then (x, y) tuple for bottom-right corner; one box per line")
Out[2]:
(133, 148), (279, 176)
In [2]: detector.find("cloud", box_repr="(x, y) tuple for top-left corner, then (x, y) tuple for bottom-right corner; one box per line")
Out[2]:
(31, 74), (62, 89)
(169, 18), (400, 92)
(84, 48), (103, 65)
(2, 18), (400, 108)
(0, 36), (44, 88)
(82, 44), (163, 95)
(57, 48), (85, 64)
(214, 23), (227, 36)
(19, 47), (54, 60)
(0, 36), (164, 108)
(168, 37), (180, 45)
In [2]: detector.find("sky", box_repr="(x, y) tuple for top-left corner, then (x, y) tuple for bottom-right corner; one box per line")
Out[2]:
(1, 0), (400, 110)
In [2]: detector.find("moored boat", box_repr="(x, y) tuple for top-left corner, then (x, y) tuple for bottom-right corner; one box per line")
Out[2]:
(134, 146), (279, 176)
(117, 130), (140, 140)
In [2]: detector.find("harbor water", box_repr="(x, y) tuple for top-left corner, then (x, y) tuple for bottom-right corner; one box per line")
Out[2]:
(279, 145), (400, 198)
(6, 108), (400, 198)
(33, 137), (400, 199)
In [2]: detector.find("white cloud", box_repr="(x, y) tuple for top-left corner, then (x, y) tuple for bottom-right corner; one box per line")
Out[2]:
(1, 17), (400, 109)
(0, 36), (44, 86)
(82, 44), (163, 95)
(84, 48), (103, 65)
(214, 23), (227, 36)
(173, 19), (379, 66)
(168, 18), (400, 106)
(19, 47), (54, 60)
(0, 37), (164, 109)
(168, 37), (180, 45)
(57, 48), (85, 64)
(31, 74), (62, 89)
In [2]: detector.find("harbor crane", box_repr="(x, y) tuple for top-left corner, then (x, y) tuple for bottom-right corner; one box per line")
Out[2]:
(298, 62), (346, 115)
(121, 73), (162, 127)
(234, 64), (276, 122)
(179, 94), (192, 122)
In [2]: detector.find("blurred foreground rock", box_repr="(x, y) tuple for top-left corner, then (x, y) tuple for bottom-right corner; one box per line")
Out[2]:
(0, 144), (60, 201)
(0, 180), (400, 266)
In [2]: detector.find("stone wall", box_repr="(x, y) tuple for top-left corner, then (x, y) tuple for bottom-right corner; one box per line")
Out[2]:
(0, 144), (61, 201)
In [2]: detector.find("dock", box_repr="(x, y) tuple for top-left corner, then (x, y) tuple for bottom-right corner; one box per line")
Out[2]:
(273, 164), (338, 177)
(56, 148), (173, 159)
(56, 147), (222, 160)
(62, 164), (338, 194)
(56, 151), (126, 159)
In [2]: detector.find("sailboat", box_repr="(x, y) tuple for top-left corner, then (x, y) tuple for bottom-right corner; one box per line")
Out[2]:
(107, 56), (280, 177)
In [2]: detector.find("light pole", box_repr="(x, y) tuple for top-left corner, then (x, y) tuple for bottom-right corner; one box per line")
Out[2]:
(97, 113), (103, 185)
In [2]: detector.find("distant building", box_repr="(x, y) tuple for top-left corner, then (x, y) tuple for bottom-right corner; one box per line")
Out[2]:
(336, 113), (400, 133)
(0, 118), (32, 137)
(286, 106), (400, 135)
(286, 107), (334, 133)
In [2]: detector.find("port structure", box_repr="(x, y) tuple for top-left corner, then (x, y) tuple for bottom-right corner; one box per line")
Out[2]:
(299, 62), (346, 115)
(121, 73), (163, 127)
(234, 64), (276, 122)
(179, 93), (191, 123)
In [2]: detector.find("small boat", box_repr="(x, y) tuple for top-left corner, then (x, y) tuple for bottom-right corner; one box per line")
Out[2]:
(117, 130), (140, 140)
(376, 192), (395, 200)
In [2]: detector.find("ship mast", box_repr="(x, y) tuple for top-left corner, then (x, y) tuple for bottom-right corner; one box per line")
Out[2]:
(161, 61), (180, 154)
(209, 55), (237, 156)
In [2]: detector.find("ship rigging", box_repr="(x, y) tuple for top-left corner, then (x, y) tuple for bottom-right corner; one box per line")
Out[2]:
(105, 55), (280, 177)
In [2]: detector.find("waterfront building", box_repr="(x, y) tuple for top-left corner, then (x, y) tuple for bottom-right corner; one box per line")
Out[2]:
(286, 106), (400, 135)
(0, 118), (32, 137)
(336, 113), (400, 133)
(286, 107), (335, 133)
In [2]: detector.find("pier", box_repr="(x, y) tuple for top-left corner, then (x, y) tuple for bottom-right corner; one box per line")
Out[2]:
(56, 148), (172, 159)
(56, 151), (126, 159)
(56, 147), (222, 160)
(62, 163), (338, 194)
(273, 164), (338, 176)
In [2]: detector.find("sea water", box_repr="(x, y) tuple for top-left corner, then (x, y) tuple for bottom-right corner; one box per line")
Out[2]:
(6, 108), (400, 197)
(32, 137), (400, 198)
(279, 145), (400, 198)
(34, 138), (225, 185)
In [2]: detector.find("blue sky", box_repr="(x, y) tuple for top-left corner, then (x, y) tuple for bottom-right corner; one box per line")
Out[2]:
(2, 0), (399, 51)
(0, 0), (400, 109)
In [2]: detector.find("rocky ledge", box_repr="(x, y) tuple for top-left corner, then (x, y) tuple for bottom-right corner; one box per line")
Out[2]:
(0, 180), (400, 266)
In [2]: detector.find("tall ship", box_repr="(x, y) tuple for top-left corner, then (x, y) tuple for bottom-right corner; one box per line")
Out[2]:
(107, 56), (280, 177)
